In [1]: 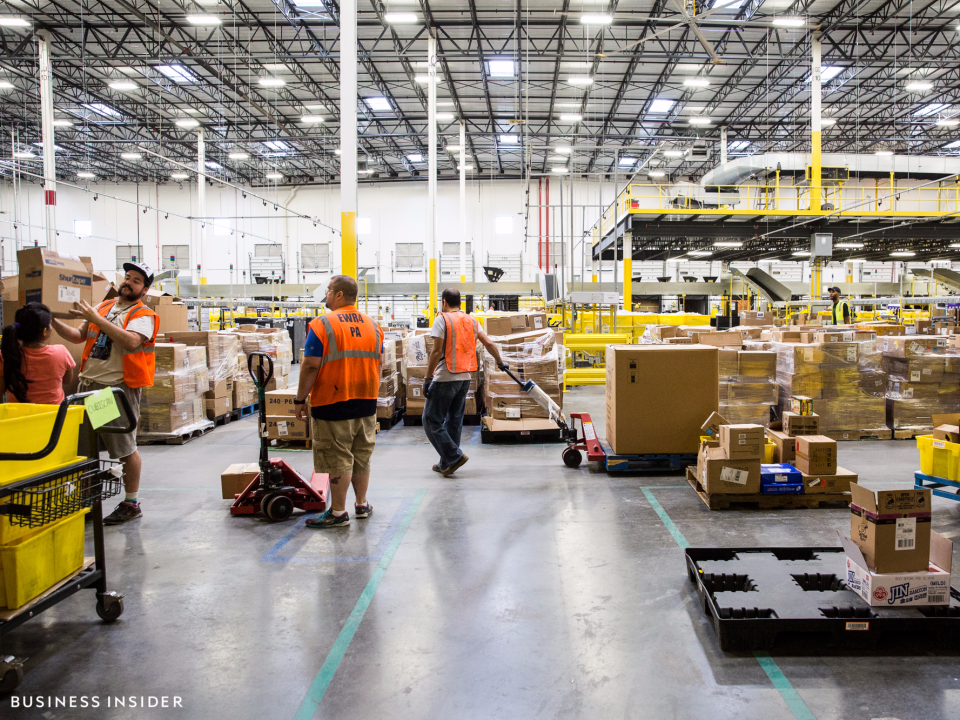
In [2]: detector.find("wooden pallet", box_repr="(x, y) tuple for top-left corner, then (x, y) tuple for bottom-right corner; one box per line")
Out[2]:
(823, 429), (893, 441)
(685, 468), (852, 510)
(266, 438), (311, 451)
(138, 422), (215, 446)
(892, 429), (931, 440)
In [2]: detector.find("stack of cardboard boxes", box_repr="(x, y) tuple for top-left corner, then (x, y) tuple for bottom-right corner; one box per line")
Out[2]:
(718, 349), (778, 426)
(883, 336), (960, 434)
(483, 329), (559, 421)
(139, 343), (209, 434)
(697, 421), (763, 495)
(261, 388), (310, 445)
(404, 331), (481, 419)
(162, 331), (241, 419)
(378, 339), (399, 420)
(235, 326), (294, 391)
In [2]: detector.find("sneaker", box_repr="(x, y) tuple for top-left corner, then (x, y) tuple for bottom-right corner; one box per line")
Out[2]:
(441, 454), (469, 477)
(306, 509), (350, 529)
(104, 501), (142, 525)
(355, 502), (373, 519)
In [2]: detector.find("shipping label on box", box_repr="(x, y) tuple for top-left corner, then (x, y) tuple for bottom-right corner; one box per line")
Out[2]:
(263, 416), (310, 440)
(697, 445), (761, 494)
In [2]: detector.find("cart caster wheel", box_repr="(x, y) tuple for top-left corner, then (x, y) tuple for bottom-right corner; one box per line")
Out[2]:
(562, 447), (583, 468)
(262, 493), (295, 521)
(96, 594), (124, 622)
(0, 657), (24, 694)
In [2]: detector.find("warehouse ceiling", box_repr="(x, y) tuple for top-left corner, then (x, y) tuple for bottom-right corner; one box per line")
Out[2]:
(0, 0), (959, 186)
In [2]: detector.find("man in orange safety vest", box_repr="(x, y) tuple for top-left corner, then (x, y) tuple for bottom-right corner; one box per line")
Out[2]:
(424, 288), (507, 476)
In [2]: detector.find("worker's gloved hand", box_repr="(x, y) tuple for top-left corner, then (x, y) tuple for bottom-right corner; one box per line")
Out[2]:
(497, 362), (509, 372)
(423, 378), (433, 399)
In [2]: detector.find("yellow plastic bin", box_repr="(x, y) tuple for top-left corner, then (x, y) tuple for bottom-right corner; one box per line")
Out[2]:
(0, 404), (85, 487)
(917, 435), (960, 481)
(0, 510), (86, 610)
(0, 456), (87, 545)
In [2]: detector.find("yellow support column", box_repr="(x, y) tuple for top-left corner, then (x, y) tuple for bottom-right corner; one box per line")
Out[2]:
(429, 257), (438, 324)
(623, 255), (632, 311)
(810, 32), (822, 213)
(341, 212), (357, 279)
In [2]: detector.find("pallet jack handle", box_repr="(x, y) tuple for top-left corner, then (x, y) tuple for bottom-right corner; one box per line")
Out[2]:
(498, 363), (569, 433)
(248, 352), (276, 478)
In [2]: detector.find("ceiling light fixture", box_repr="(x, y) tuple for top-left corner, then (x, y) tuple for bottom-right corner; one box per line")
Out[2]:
(407, 153), (423, 162)
(228, 152), (249, 160)
(120, 153), (142, 160)
(266, 172), (283, 180)
(875, 150), (894, 156)
(186, 15), (222, 25)
(683, 77), (710, 87)
(77, 172), (95, 179)
(906, 81), (933, 91)
(835, 242), (865, 249)
(384, 12), (418, 23)
(52, 119), (73, 127)
(688, 250), (713, 256)
(663, 149), (684, 157)
(175, 118), (200, 128)
(890, 251), (916, 257)
(792, 250), (811, 256)
(689, 117), (712, 125)
(551, 167), (570, 173)
(170, 173), (189, 179)
(258, 77), (285, 87)
(0, 18), (31, 27)
(334, 149), (342, 155)
(108, 81), (137, 91)
(0, 81), (13, 89)
(580, 14), (612, 24)
(714, 241), (743, 248)
(12, 151), (35, 159)
(648, 171), (666, 177)
(459, 165), (474, 171)
(567, 76), (594, 85)
(436, 112), (454, 121)
(820, 118), (836, 126)
(554, 147), (572, 154)
(937, 118), (960, 126)
(560, 113), (583, 122)
(772, 16), (805, 27)
(300, 114), (325, 123)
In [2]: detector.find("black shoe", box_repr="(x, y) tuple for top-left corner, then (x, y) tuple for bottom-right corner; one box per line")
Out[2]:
(104, 501), (142, 525)
(355, 502), (373, 519)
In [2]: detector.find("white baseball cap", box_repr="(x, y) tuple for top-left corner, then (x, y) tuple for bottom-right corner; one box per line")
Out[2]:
(123, 261), (155, 285)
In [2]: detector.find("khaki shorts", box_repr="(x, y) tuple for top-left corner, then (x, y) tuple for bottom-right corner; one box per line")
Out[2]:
(78, 379), (141, 460)
(311, 415), (377, 476)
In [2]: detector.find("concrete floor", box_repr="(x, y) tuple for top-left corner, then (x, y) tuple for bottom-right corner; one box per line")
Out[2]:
(4, 378), (960, 719)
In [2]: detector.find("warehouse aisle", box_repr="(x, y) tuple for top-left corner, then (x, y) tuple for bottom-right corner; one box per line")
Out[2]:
(3, 385), (959, 719)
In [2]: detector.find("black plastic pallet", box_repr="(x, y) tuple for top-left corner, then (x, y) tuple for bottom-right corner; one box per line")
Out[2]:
(404, 413), (482, 428)
(686, 546), (960, 652)
(480, 424), (563, 444)
(376, 408), (406, 431)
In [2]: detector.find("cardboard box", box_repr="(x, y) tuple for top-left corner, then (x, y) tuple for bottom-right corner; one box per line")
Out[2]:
(204, 395), (231, 419)
(795, 435), (837, 475)
(525, 312), (548, 331)
(696, 445), (761, 494)
(701, 411), (729, 439)
(802, 466), (857, 494)
(154, 343), (190, 372)
(205, 376), (234, 400)
(265, 388), (298, 417)
(17, 248), (93, 319)
(719, 423), (764, 460)
(841, 531), (951, 607)
(790, 395), (814, 415)
(739, 351), (776, 378)
(606, 345), (719, 455)
(738, 310), (770, 327)
(765, 429), (797, 463)
(696, 332), (743, 348)
(882, 336), (948, 358)
(783, 412), (820, 437)
(265, 375), (288, 392)
(220, 462), (260, 500)
(263, 415), (310, 441)
(377, 396), (396, 419)
(484, 314), (528, 336)
(849, 484), (932, 573)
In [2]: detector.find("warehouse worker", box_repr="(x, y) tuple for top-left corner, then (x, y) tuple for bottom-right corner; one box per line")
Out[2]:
(423, 288), (508, 476)
(828, 286), (853, 325)
(295, 275), (384, 529)
(52, 262), (158, 526)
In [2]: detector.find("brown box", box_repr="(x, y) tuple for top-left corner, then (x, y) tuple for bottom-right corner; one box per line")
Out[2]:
(220, 463), (259, 500)
(882, 336), (948, 358)
(525, 312), (548, 331)
(739, 351), (776, 378)
(263, 415), (310, 441)
(795, 435), (838, 475)
(696, 445), (762, 494)
(204, 395), (231, 419)
(802, 466), (857, 494)
(204, 376), (234, 400)
(933, 424), (960, 443)
(154, 343), (190, 372)
(849, 484), (932, 573)
(696, 332), (743, 348)
(233, 376), (258, 408)
(738, 310), (770, 327)
(783, 412), (820, 437)
(701, 411), (729, 439)
(265, 375), (288, 392)
(605, 345), (719, 455)
(17, 247), (94, 318)
(765, 428), (797, 463)
(718, 349), (740, 378)
(265, 388), (298, 417)
(484, 314), (528, 336)
(719, 423), (764, 460)
(377, 396), (396, 419)
(150, 298), (189, 333)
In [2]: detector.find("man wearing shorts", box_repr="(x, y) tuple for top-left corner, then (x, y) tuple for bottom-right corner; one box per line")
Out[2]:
(295, 275), (383, 529)
(52, 261), (158, 525)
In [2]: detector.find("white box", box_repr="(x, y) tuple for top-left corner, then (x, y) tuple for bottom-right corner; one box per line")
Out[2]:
(839, 531), (952, 608)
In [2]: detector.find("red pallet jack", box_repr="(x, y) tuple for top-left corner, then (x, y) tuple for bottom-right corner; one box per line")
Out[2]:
(498, 366), (606, 469)
(230, 352), (329, 521)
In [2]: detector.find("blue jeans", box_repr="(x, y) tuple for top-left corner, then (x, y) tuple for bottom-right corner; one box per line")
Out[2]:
(423, 379), (470, 469)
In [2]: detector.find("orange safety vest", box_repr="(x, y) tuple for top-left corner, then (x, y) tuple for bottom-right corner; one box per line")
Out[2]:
(441, 311), (479, 373)
(80, 299), (159, 389)
(307, 306), (384, 407)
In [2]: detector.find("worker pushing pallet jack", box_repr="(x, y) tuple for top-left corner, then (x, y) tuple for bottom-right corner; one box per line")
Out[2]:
(229, 352), (329, 521)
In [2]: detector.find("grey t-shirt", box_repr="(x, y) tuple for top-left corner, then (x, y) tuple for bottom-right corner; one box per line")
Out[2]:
(430, 313), (480, 382)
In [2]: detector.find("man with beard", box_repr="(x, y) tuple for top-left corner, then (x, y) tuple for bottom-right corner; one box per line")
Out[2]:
(53, 262), (159, 525)
(295, 275), (384, 529)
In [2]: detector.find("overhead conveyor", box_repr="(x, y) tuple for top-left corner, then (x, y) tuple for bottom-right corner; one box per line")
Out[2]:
(727, 268), (793, 304)
(931, 268), (960, 295)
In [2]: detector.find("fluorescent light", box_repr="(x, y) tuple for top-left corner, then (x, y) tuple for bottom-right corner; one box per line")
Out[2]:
(175, 118), (200, 128)
(365, 97), (391, 111)
(407, 153), (423, 162)
(301, 114), (325, 123)
(52, 119), (73, 127)
(334, 149), (342, 155)
(689, 117), (712, 125)
(567, 76), (594, 86)
(688, 250), (713, 256)
(120, 153), (142, 160)
(0, 81), (13, 89)
(109, 81), (137, 91)
(835, 242), (864, 249)
(714, 241), (742, 248)
(459, 165), (474, 171)
(937, 117), (959, 126)
(258, 77), (285, 87)
(446, 144), (461, 152)
(487, 60), (515, 78)
(170, 173), (190, 179)
(580, 14), (612, 24)
(551, 167), (570, 173)
(414, 75), (438, 84)
(0, 18), (31, 27)
(499, 134), (519, 144)
(950, 243), (960, 248)
(228, 152), (249, 160)
(77, 172), (96, 178)
(384, 12), (418, 23)
(156, 64), (199, 83)
(820, 66), (843, 82)
(186, 15), (222, 25)
(663, 149), (684, 157)
(12, 151), (34, 159)
(560, 113), (583, 122)
(554, 146), (572, 154)
(436, 112), (454, 121)
(266, 172), (283, 180)
(261, 64), (288, 71)
(820, 118), (836, 126)
(792, 250), (811, 256)
(906, 81), (933, 91)
(875, 150), (894, 156)
(618, 157), (636, 166)
(772, 16), (805, 27)
(648, 98), (675, 113)
(648, 171), (666, 177)
(890, 251), (915, 257)
(437, 101), (455, 107)
(357, 169), (375, 175)
(683, 77), (710, 87)
(85, 102), (122, 118)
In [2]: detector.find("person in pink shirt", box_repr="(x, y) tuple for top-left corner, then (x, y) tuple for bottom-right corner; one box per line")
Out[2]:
(1, 302), (77, 404)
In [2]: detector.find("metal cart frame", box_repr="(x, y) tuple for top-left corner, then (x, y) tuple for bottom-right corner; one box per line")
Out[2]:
(0, 388), (135, 693)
